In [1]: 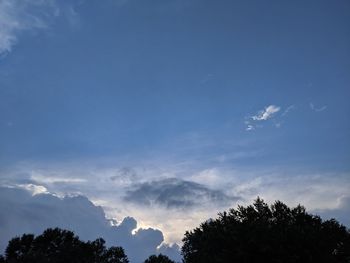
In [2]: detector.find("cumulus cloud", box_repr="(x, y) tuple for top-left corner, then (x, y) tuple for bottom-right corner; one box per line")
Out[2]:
(124, 178), (239, 209)
(0, 185), (181, 263)
(158, 243), (182, 261)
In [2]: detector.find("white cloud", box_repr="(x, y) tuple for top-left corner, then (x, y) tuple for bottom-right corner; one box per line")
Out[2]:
(189, 169), (222, 186)
(31, 172), (87, 184)
(252, 105), (281, 121)
(17, 183), (48, 195)
(245, 104), (281, 131)
(246, 124), (255, 131)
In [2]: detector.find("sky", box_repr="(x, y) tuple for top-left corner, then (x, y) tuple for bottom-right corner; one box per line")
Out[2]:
(0, 0), (350, 261)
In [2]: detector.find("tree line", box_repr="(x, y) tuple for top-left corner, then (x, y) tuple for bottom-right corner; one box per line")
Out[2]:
(1, 198), (349, 263)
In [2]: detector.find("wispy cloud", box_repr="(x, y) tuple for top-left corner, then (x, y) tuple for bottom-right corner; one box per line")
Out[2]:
(282, 105), (295, 116)
(310, 102), (327, 112)
(31, 173), (87, 184)
(252, 105), (281, 121)
(0, 0), (56, 55)
(245, 124), (255, 131)
(0, 0), (81, 56)
(245, 105), (281, 131)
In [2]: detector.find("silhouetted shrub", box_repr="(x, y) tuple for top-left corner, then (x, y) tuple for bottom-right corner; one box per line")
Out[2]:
(144, 254), (175, 263)
(2, 228), (129, 263)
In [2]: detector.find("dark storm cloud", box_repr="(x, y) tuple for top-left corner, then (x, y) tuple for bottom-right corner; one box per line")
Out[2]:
(0, 186), (180, 263)
(124, 178), (239, 209)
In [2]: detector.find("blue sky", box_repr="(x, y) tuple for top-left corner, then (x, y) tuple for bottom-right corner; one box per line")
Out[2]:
(0, 0), (350, 261)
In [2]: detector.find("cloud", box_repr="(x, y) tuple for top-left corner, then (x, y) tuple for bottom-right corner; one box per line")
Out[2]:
(0, 0), (82, 56)
(109, 167), (138, 185)
(310, 102), (327, 112)
(281, 105), (295, 116)
(246, 124), (255, 131)
(3, 163), (348, 254)
(124, 178), (238, 209)
(0, 185), (181, 263)
(316, 195), (350, 228)
(252, 105), (281, 121)
(158, 243), (182, 262)
(232, 173), (350, 228)
(16, 183), (49, 195)
(245, 105), (281, 131)
(31, 173), (86, 184)
(0, 0), (57, 55)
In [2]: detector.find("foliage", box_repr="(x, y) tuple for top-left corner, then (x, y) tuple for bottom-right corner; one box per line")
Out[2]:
(1, 228), (129, 263)
(144, 254), (175, 263)
(182, 197), (350, 263)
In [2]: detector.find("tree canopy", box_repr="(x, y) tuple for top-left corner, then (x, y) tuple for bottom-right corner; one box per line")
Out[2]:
(182, 198), (350, 263)
(143, 254), (175, 263)
(1, 228), (129, 263)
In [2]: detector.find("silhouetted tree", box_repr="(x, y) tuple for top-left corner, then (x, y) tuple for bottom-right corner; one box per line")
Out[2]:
(1, 228), (129, 263)
(144, 254), (175, 263)
(182, 197), (350, 263)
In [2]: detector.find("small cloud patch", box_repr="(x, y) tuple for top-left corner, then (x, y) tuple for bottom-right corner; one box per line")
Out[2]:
(245, 104), (281, 131)
(252, 105), (281, 121)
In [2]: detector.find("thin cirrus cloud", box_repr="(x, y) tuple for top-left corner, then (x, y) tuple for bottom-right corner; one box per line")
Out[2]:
(0, 0), (55, 55)
(310, 102), (327, 112)
(281, 105), (295, 117)
(0, 0), (81, 55)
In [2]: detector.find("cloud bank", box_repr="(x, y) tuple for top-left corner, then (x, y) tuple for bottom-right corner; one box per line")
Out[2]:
(0, 185), (181, 263)
(1, 163), (349, 254)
